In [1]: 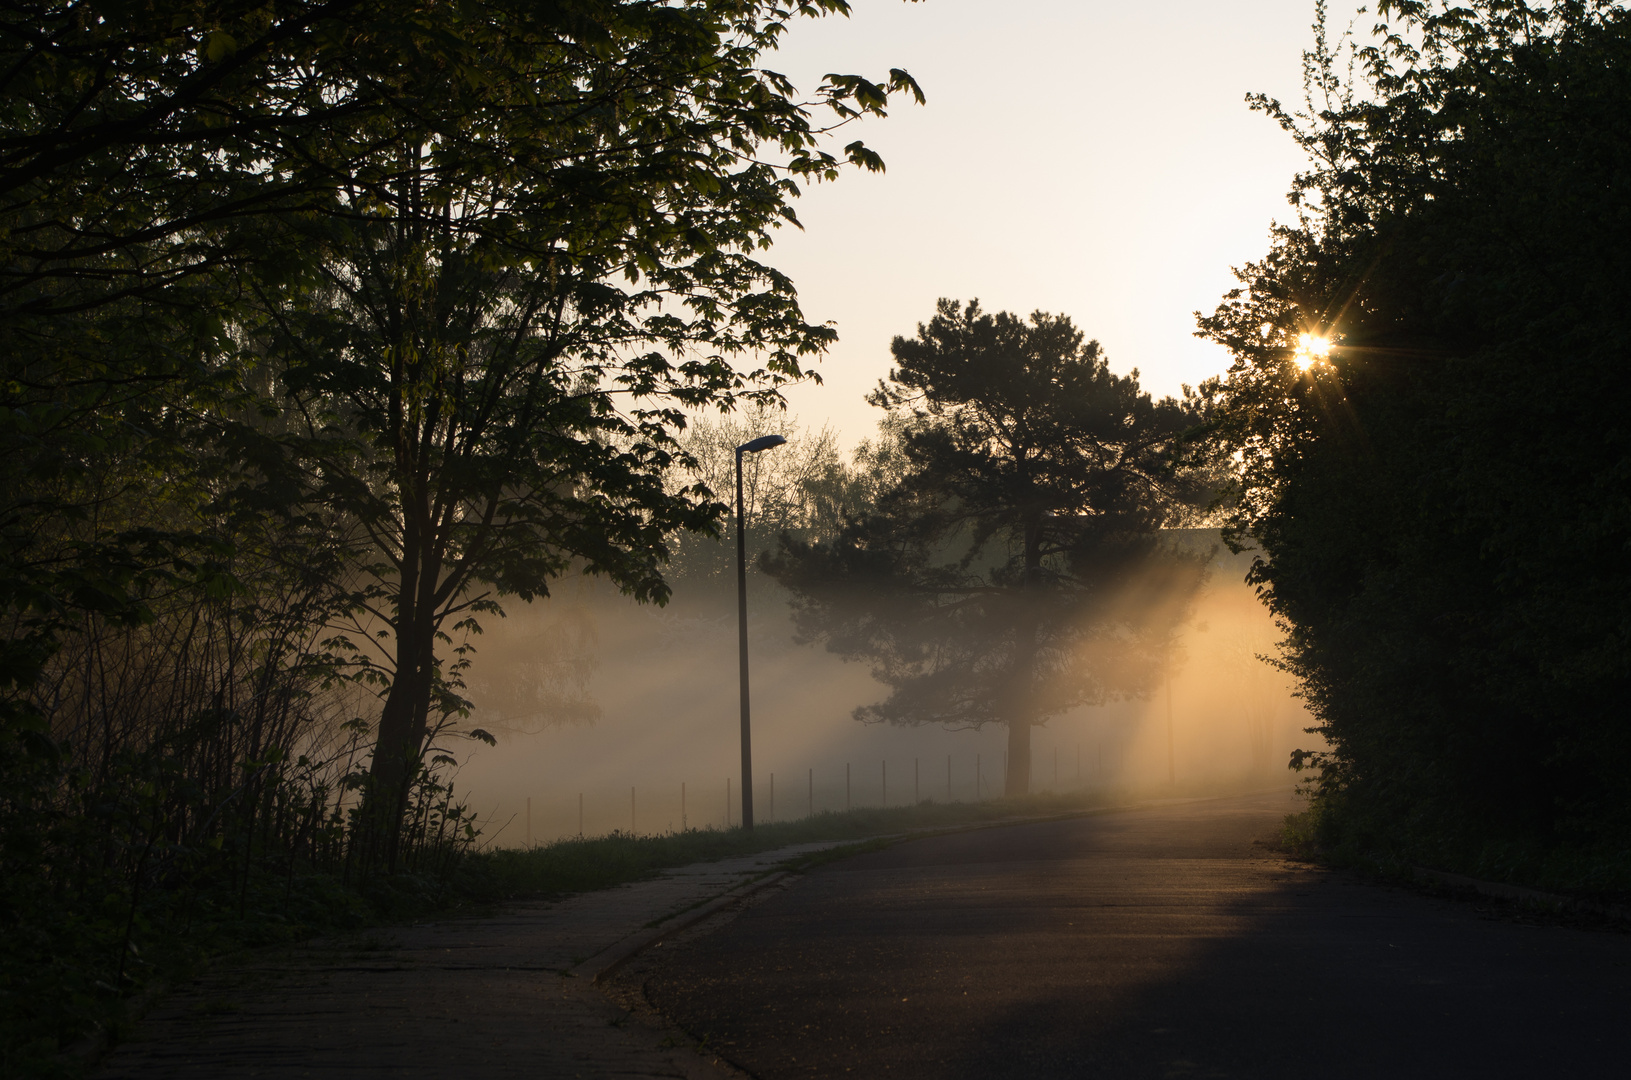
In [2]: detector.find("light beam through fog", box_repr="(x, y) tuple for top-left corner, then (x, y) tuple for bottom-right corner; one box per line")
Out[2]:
(457, 541), (1313, 845)
(442, 0), (1351, 843)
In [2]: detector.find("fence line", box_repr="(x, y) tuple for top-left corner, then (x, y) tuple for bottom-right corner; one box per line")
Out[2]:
(534, 746), (1135, 844)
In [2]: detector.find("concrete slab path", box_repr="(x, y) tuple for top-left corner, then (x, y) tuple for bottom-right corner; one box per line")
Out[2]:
(93, 843), (841, 1079)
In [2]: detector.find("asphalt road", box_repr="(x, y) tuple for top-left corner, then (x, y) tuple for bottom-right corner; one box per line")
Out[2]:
(641, 790), (1631, 1079)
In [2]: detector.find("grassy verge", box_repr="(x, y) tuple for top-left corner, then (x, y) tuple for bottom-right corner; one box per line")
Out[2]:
(30, 778), (1286, 1079)
(454, 776), (1291, 903)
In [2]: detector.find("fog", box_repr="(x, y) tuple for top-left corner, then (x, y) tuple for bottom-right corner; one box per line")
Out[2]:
(453, 537), (1312, 846)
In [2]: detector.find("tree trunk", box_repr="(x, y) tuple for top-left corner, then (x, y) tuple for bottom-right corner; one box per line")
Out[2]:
(1004, 514), (1041, 797)
(1004, 713), (1031, 796)
(1003, 611), (1038, 796)
(366, 608), (436, 869)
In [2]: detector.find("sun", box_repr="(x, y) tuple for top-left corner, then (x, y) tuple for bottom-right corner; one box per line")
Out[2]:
(1293, 332), (1332, 370)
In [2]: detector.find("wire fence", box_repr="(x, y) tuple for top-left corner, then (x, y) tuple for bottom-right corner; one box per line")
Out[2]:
(514, 744), (1129, 846)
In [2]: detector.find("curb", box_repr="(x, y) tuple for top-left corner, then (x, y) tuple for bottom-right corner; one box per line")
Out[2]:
(1413, 866), (1631, 922)
(574, 870), (791, 985)
(574, 787), (1298, 986)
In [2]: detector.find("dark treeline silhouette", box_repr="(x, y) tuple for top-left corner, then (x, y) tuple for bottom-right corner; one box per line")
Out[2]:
(768, 301), (1219, 795)
(1199, 0), (1631, 890)
(0, 0), (920, 1068)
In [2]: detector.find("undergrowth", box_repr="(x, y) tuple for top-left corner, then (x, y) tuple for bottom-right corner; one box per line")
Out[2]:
(1278, 791), (1631, 902)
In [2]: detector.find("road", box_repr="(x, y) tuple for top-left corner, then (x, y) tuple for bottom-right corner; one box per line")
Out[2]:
(639, 790), (1631, 1079)
(91, 844), (842, 1080)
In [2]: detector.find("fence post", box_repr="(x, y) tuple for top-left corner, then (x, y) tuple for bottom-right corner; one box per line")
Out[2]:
(682, 781), (687, 831)
(578, 792), (583, 838)
(726, 777), (731, 828)
(770, 772), (774, 823)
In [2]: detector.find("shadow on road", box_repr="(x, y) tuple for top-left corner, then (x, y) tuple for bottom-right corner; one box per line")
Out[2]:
(641, 791), (1631, 1079)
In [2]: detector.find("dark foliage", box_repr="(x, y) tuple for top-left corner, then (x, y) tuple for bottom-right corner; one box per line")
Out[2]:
(228, 0), (923, 852)
(0, 1), (921, 1069)
(1199, 1), (1631, 890)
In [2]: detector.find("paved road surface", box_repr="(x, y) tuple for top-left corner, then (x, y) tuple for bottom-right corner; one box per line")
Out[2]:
(92, 844), (844, 1079)
(641, 790), (1631, 1079)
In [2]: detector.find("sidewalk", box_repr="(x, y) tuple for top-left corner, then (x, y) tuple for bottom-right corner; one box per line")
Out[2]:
(94, 843), (841, 1079)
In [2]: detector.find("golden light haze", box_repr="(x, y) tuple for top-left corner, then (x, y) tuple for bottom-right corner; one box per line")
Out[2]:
(459, 547), (1312, 845)
(765, 0), (1331, 443)
(458, 2), (1349, 842)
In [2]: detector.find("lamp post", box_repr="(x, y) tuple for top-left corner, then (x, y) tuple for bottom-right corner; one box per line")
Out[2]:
(736, 433), (785, 830)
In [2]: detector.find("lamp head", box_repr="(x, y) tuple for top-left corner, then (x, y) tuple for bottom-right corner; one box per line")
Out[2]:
(738, 434), (787, 454)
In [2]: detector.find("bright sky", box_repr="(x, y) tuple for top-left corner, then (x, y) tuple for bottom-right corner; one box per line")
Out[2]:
(759, 0), (1336, 445)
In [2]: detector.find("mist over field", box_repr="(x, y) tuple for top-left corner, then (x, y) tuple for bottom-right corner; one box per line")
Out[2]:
(15, 4), (1631, 1073)
(458, 539), (1309, 845)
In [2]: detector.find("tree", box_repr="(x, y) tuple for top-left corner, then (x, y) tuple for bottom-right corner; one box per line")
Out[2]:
(770, 300), (1211, 795)
(1198, 1), (1631, 878)
(239, 0), (923, 853)
(0, 0), (926, 1046)
(667, 403), (848, 584)
(0, 0), (457, 668)
(0, 0), (623, 716)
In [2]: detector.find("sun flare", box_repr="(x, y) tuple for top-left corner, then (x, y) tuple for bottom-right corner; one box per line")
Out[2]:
(1293, 333), (1332, 370)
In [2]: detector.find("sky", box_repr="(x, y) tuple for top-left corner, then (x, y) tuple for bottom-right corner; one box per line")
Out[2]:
(459, 1), (1342, 838)
(751, 0), (1333, 445)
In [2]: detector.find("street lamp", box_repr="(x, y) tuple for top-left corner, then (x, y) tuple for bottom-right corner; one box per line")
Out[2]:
(736, 433), (786, 830)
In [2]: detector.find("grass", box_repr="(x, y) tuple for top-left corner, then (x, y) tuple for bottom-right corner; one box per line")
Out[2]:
(23, 776), (1286, 1079)
(455, 775), (1290, 903)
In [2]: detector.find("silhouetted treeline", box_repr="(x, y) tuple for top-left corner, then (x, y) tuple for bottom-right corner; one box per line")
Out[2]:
(0, 1), (921, 1069)
(1200, 1), (1631, 890)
